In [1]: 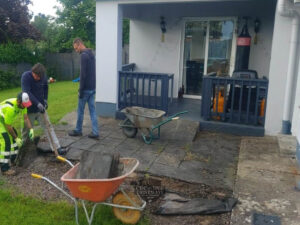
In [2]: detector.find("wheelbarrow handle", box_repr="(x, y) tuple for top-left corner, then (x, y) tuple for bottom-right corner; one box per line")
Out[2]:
(56, 156), (74, 168)
(153, 110), (188, 129)
(31, 173), (43, 179)
(30, 173), (76, 201)
(169, 110), (188, 118)
(142, 111), (188, 144)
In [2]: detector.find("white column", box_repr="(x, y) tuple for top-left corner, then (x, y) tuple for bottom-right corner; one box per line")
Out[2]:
(96, 2), (123, 115)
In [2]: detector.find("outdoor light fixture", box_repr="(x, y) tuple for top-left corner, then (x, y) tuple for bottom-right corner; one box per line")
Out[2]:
(254, 18), (261, 44)
(160, 16), (166, 42)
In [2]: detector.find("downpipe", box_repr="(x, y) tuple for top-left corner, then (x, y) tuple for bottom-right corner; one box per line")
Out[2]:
(278, 0), (300, 134)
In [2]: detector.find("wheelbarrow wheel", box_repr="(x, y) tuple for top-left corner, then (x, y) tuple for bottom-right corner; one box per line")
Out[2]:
(112, 191), (142, 224)
(122, 119), (138, 138)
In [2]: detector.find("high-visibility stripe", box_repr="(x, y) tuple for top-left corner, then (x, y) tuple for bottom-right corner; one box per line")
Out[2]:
(0, 150), (18, 156)
(0, 158), (9, 163)
(5, 101), (13, 107)
(10, 150), (18, 155)
(11, 143), (17, 148)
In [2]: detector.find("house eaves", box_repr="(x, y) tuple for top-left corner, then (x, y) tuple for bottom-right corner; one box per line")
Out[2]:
(96, 0), (255, 4)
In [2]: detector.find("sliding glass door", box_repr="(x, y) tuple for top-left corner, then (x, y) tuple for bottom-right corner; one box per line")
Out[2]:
(182, 18), (236, 96)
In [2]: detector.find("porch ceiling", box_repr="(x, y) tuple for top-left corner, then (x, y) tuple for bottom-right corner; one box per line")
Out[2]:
(122, 0), (276, 19)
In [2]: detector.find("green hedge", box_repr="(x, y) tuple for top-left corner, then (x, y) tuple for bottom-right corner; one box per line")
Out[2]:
(0, 42), (41, 64)
(0, 70), (20, 90)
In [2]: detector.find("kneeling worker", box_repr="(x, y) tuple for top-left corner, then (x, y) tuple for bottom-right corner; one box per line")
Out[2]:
(0, 92), (34, 175)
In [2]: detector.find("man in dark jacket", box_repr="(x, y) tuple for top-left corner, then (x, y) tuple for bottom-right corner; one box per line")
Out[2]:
(68, 38), (99, 139)
(21, 63), (66, 155)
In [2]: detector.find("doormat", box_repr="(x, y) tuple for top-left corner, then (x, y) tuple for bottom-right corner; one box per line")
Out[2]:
(252, 213), (281, 225)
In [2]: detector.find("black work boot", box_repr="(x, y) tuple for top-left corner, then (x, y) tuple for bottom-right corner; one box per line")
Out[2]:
(34, 136), (40, 145)
(68, 130), (82, 137)
(88, 133), (99, 140)
(57, 148), (67, 155)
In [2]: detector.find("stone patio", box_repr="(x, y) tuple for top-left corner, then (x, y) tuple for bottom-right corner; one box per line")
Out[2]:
(37, 110), (241, 191)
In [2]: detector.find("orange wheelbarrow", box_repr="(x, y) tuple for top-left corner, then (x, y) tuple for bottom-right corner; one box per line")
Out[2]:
(31, 156), (146, 225)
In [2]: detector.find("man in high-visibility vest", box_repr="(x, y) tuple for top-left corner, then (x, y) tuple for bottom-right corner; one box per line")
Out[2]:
(0, 92), (34, 175)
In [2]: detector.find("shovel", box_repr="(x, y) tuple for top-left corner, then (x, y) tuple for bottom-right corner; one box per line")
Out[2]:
(42, 111), (59, 156)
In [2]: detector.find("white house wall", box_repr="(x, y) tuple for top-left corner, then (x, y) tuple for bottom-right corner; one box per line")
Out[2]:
(290, 8), (300, 136)
(265, 5), (300, 136)
(96, 1), (123, 116)
(127, 1), (276, 97)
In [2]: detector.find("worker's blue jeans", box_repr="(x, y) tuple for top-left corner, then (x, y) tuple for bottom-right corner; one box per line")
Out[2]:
(75, 90), (99, 135)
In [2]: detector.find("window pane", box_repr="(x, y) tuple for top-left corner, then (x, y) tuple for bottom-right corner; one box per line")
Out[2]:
(207, 20), (234, 76)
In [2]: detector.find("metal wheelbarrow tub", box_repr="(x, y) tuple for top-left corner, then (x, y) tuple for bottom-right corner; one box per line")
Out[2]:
(61, 158), (139, 202)
(120, 106), (188, 144)
(121, 106), (166, 128)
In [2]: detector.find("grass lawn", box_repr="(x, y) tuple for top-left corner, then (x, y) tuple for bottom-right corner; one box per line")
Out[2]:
(0, 81), (79, 135)
(0, 184), (149, 225)
(0, 81), (79, 124)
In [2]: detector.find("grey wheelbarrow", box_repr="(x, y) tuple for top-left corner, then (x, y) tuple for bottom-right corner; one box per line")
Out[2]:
(119, 106), (188, 144)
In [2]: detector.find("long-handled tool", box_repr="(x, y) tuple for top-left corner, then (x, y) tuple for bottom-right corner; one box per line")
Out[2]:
(42, 111), (59, 156)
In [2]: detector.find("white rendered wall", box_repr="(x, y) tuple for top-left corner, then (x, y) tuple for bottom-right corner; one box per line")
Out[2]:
(127, 1), (276, 97)
(290, 9), (300, 135)
(265, 13), (291, 135)
(265, 6), (300, 135)
(96, 1), (123, 105)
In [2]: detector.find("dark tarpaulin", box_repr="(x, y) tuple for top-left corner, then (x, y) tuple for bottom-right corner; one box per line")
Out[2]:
(156, 193), (237, 215)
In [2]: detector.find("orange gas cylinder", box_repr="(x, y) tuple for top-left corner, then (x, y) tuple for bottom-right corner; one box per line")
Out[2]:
(260, 98), (265, 117)
(213, 91), (224, 120)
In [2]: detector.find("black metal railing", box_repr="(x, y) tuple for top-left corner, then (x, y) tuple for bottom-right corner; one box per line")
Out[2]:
(122, 63), (136, 71)
(118, 71), (174, 113)
(201, 75), (268, 126)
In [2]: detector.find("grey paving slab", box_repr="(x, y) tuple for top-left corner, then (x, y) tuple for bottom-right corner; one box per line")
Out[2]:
(148, 162), (182, 178)
(108, 128), (127, 140)
(231, 136), (300, 225)
(132, 150), (159, 172)
(37, 141), (52, 152)
(159, 119), (198, 142)
(98, 136), (125, 148)
(65, 147), (84, 160)
(148, 161), (226, 188)
(88, 144), (115, 154)
(139, 143), (167, 154)
(115, 144), (139, 157)
(98, 117), (120, 127)
(70, 136), (99, 150)
(156, 152), (182, 167)
(179, 159), (211, 171)
(120, 137), (144, 149)
(58, 113), (240, 191)
(59, 137), (77, 148)
(163, 141), (187, 159)
(278, 134), (297, 156)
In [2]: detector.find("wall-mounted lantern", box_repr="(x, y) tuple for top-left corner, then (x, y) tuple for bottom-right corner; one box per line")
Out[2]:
(160, 16), (167, 42)
(254, 18), (261, 45)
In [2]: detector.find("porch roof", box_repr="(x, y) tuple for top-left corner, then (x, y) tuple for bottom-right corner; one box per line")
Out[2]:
(96, 0), (256, 4)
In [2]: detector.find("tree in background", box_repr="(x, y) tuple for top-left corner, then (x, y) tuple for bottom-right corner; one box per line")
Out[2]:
(56, 0), (96, 51)
(31, 13), (61, 52)
(31, 0), (130, 53)
(0, 0), (40, 43)
(123, 19), (130, 46)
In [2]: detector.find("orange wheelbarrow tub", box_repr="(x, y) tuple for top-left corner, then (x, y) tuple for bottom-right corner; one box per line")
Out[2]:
(31, 157), (146, 225)
(61, 158), (138, 202)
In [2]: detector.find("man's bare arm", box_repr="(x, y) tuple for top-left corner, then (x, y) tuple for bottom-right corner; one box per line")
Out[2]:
(24, 114), (32, 129)
(5, 124), (18, 139)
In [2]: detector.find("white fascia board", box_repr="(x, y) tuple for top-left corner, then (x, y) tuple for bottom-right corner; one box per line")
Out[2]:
(96, 0), (252, 4)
